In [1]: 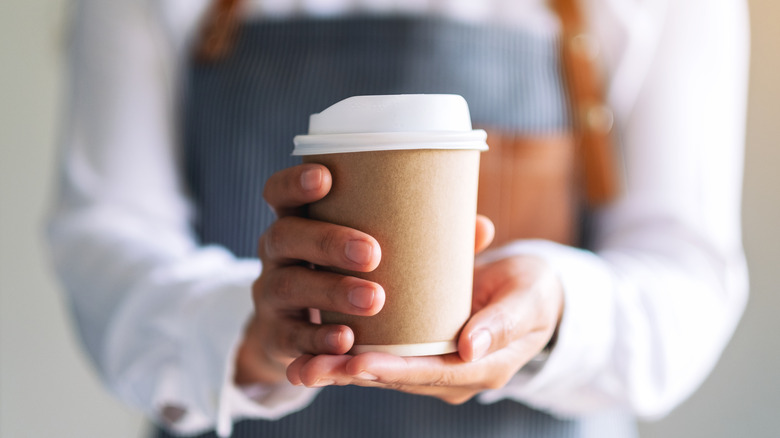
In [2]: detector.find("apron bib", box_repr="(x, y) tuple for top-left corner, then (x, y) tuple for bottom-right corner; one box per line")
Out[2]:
(161, 16), (635, 438)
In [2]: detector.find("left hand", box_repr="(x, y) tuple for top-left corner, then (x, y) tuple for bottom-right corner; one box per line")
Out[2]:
(285, 246), (565, 405)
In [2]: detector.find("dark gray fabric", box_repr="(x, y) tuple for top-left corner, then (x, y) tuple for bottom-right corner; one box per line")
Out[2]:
(157, 386), (593, 438)
(166, 16), (637, 438)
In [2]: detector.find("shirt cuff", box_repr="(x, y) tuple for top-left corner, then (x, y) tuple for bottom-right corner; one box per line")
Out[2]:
(214, 314), (321, 436)
(476, 239), (616, 415)
(103, 248), (320, 436)
(176, 255), (321, 436)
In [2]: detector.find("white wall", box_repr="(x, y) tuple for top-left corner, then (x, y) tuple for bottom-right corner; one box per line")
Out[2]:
(1, 1), (777, 437)
(0, 2), (147, 438)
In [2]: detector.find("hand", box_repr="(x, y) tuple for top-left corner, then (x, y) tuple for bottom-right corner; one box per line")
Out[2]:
(285, 254), (564, 404)
(235, 163), (385, 385)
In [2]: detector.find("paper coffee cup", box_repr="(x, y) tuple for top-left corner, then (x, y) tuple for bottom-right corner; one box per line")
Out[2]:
(293, 95), (488, 356)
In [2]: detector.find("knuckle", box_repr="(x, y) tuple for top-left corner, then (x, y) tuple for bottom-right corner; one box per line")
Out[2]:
(431, 370), (457, 388)
(494, 310), (519, 346)
(266, 271), (294, 305)
(329, 276), (355, 308)
(280, 321), (303, 355)
(252, 277), (276, 319)
(262, 172), (286, 206)
(263, 221), (287, 259)
(317, 228), (341, 260)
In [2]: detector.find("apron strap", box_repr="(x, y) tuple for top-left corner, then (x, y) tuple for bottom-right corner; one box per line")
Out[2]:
(551, 0), (620, 205)
(194, 0), (242, 62)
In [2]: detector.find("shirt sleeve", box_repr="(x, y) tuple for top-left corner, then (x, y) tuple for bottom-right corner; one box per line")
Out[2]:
(479, 0), (750, 419)
(46, 1), (318, 436)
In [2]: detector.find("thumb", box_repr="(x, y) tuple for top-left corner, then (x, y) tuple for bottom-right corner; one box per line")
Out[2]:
(474, 215), (495, 253)
(458, 296), (526, 363)
(458, 257), (563, 363)
(457, 257), (538, 362)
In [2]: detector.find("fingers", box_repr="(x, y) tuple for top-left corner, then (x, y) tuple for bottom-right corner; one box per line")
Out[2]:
(271, 320), (355, 358)
(263, 164), (332, 217)
(258, 266), (385, 316)
(289, 352), (463, 389)
(287, 349), (526, 403)
(287, 354), (352, 387)
(259, 216), (381, 271)
(288, 352), (492, 405)
(474, 214), (495, 253)
(345, 353), (469, 387)
(344, 353), (514, 401)
(249, 163), (386, 384)
(252, 265), (385, 359)
(236, 315), (355, 385)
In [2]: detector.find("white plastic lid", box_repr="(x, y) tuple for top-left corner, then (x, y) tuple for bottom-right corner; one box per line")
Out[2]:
(293, 94), (488, 155)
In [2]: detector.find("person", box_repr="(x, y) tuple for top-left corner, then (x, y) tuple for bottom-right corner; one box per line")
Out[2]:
(47, 0), (750, 437)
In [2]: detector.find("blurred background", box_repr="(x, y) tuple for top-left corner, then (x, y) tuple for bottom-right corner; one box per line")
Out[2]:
(1, 1), (777, 437)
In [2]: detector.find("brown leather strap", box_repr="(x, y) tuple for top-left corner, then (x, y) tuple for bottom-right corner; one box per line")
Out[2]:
(551, 0), (620, 205)
(194, 0), (242, 62)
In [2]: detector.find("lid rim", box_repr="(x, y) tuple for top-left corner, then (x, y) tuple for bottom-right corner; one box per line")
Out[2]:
(293, 130), (488, 156)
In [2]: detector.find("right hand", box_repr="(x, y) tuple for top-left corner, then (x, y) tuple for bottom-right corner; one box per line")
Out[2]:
(234, 163), (385, 385)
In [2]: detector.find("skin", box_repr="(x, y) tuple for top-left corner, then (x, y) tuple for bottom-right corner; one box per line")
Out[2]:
(235, 163), (564, 404)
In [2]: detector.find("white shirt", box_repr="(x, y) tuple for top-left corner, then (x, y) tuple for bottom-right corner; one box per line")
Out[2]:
(47, 0), (750, 436)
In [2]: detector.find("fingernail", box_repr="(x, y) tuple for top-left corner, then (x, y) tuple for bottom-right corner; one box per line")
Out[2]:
(300, 168), (322, 191)
(348, 286), (375, 309)
(345, 240), (373, 265)
(470, 329), (492, 362)
(356, 371), (378, 381)
(326, 330), (342, 349)
(312, 379), (335, 388)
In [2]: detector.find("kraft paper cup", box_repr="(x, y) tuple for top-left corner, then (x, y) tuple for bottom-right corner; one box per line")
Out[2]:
(293, 95), (488, 356)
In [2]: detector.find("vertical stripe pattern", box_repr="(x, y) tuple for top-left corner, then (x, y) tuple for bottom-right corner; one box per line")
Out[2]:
(167, 16), (636, 438)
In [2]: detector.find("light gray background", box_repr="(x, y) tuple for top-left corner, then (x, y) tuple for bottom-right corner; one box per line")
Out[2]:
(1, 1), (778, 437)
